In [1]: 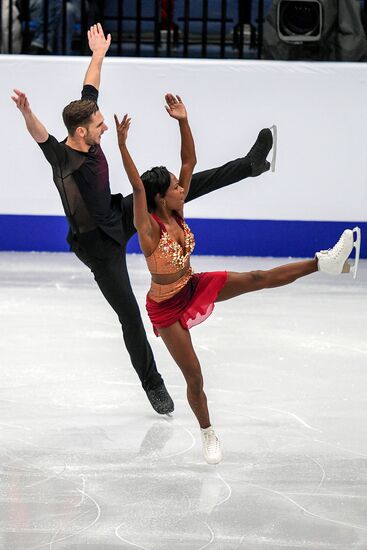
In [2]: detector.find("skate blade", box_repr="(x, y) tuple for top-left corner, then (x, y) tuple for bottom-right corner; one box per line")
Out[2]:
(351, 226), (361, 279)
(270, 124), (278, 172)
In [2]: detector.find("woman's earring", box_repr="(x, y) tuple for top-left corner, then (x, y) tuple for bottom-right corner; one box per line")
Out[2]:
(162, 199), (166, 208)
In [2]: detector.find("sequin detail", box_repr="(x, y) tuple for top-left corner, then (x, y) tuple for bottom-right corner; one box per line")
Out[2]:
(158, 219), (195, 270)
(146, 214), (195, 275)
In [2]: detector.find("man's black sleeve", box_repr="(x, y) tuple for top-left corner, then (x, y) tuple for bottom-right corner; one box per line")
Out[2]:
(81, 84), (99, 103)
(38, 134), (67, 169)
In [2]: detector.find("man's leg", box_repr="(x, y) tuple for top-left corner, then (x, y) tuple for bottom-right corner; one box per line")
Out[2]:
(72, 236), (174, 414)
(120, 194), (136, 241)
(186, 128), (274, 202)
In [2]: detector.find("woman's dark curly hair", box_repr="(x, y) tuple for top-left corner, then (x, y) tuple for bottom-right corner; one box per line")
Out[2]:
(141, 166), (171, 212)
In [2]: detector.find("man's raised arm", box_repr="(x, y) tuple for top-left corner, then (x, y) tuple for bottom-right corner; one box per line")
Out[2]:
(83, 23), (111, 91)
(12, 89), (48, 143)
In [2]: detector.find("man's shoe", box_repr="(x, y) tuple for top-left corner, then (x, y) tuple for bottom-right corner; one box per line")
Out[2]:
(201, 426), (222, 464)
(146, 382), (174, 414)
(316, 227), (361, 278)
(246, 127), (276, 176)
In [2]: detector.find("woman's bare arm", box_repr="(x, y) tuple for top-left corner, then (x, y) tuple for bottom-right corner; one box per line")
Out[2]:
(165, 94), (197, 200)
(114, 114), (157, 255)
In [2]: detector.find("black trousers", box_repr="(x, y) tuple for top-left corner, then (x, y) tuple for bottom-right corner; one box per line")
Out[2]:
(71, 155), (252, 391)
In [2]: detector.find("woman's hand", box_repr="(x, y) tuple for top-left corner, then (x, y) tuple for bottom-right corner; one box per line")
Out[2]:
(165, 93), (187, 120)
(114, 113), (131, 148)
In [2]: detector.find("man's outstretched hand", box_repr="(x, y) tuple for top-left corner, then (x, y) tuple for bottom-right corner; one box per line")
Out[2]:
(11, 89), (31, 116)
(88, 23), (111, 56)
(11, 89), (48, 142)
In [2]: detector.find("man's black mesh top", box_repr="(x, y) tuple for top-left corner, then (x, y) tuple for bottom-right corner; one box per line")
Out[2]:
(38, 84), (124, 245)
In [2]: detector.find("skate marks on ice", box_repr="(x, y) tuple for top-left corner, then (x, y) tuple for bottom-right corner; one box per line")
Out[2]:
(3, 406), (366, 550)
(0, 436), (102, 550)
(260, 406), (323, 432)
(114, 424), (233, 550)
(1, 253), (367, 548)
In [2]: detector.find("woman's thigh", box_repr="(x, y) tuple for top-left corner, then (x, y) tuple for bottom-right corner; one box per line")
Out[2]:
(158, 322), (202, 383)
(216, 271), (261, 302)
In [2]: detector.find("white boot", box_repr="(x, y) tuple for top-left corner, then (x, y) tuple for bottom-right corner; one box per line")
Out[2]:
(201, 426), (222, 465)
(316, 227), (361, 278)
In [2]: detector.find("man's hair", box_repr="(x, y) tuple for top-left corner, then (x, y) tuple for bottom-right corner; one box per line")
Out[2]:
(141, 166), (171, 211)
(62, 99), (99, 136)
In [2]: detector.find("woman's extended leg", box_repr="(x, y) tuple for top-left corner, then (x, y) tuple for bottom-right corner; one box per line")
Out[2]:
(217, 226), (359, 302)
(216, 259), (318, 302)
(158, 322), (210, 428)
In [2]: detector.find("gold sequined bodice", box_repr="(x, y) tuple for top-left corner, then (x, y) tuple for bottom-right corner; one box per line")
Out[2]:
(145, 213), (195, 275)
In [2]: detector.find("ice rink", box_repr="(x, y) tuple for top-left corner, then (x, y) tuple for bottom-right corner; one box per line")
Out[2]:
(0, 251), (366, 549)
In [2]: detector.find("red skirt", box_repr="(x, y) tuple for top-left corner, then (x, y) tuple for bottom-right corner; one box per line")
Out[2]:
(146, 271), (228, 336)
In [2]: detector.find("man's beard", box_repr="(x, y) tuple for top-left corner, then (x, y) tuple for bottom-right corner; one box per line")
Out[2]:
(85, 132), (99, 146)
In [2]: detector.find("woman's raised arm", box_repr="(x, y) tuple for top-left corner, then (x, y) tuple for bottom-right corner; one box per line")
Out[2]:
(114, 114), (156, 255)
(165, 94), (197, 200)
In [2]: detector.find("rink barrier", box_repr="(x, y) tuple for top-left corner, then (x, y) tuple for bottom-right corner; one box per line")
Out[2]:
(0, 214), (365, 258)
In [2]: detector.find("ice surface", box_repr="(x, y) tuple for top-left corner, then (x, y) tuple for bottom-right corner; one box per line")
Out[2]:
(0, 252), (366, 549)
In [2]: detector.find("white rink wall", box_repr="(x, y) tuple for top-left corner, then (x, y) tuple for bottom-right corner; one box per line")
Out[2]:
(1, 55), (366, 255)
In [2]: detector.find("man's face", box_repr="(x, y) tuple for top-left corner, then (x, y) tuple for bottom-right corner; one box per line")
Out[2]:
(83, 110), (108, 146)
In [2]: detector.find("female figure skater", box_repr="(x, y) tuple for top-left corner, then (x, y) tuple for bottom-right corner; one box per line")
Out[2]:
(114, 95), (360, 464)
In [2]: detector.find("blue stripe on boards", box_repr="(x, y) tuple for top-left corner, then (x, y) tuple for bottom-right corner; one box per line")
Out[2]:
(0, 214), (365, 258)
(0, 215), (69, 252)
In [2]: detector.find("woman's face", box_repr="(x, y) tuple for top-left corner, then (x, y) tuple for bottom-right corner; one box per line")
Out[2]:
(161, 173), (184, 210)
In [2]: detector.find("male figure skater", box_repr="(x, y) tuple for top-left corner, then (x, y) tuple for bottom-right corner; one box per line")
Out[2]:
(12, 24), (275, 415)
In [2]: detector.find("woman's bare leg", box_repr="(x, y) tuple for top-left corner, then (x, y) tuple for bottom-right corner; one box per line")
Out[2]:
(217, 259), (318, 302)
(158, 322), (210, 428)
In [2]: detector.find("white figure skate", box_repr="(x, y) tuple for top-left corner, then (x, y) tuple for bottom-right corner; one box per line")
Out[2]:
(201, 426), (222, 465)
(316, 227), (361, 278)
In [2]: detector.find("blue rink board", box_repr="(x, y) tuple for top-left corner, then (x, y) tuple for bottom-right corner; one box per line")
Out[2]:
(0, 215), (365, 259)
